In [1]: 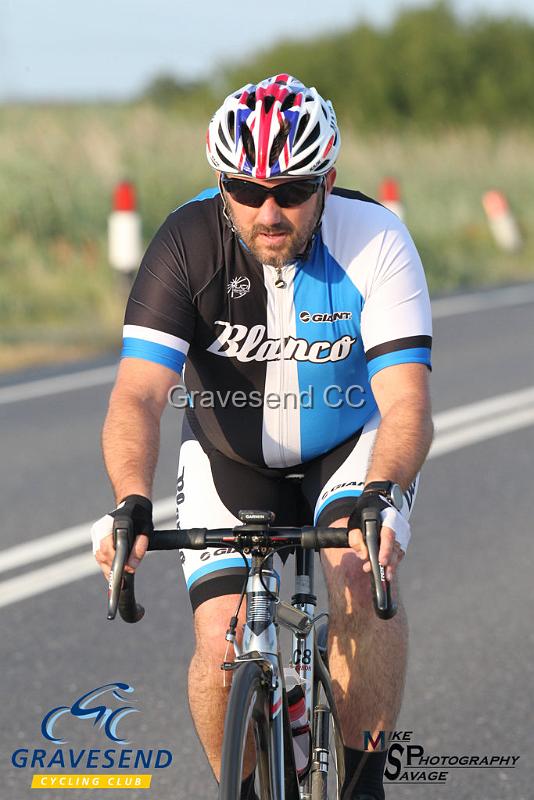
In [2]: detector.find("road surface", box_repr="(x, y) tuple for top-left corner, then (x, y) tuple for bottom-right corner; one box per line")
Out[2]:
(1, 284), (533, 799)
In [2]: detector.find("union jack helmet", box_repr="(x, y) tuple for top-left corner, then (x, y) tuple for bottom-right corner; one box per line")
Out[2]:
(206, 74), (340, 179)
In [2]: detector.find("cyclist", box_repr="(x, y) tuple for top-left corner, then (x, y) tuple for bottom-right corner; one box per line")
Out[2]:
(92, 74), (433, 800)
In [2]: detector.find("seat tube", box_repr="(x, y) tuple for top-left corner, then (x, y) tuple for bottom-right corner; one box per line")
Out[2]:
(242, 553), (279, 656)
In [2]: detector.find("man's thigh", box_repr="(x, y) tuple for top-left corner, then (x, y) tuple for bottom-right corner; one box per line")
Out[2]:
(192, 593), (244, 654)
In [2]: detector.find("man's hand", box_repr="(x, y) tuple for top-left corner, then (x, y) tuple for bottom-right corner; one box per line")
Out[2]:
(328, 516), (405, 582)
(348, 521), (404, 582)
(91, 495), (153, 579)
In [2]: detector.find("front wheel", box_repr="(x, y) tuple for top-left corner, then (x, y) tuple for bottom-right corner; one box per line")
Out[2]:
(310, 624), (345, 800)
(218, 661), (274, 800)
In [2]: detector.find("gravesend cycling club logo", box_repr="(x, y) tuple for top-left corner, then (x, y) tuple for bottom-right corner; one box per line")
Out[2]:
(11, 681), (173, 791)
(227, 276), (251, 299)
(41, 682), (138, 745)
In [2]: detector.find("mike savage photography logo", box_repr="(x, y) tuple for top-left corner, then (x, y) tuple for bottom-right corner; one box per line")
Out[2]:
(364, 730), (520, 787)
(11, 682), (173, 791)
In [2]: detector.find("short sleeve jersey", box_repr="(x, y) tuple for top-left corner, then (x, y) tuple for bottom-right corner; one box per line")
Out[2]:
(122, 187), (432, 468)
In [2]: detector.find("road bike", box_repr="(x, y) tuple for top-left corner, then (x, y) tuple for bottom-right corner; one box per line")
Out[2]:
(107, 507), (396, 799)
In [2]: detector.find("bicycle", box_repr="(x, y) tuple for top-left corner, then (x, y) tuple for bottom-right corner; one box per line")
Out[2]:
(107, 507), (396, 799)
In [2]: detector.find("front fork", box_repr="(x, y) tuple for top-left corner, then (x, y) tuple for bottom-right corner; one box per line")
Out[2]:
(232, 552), (323, 799)
(241, 558), (286, 799)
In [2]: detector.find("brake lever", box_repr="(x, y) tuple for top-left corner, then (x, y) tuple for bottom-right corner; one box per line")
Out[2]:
(108, 515), (145, 623)
(361, 507), (397, 620)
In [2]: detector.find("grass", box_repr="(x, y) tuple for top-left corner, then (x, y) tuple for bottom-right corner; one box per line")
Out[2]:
(1, 103), (533, 370)
(339, 126), (534, 292)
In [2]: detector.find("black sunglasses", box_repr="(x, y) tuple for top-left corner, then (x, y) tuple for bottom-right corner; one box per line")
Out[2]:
(221, 176), (324, 208)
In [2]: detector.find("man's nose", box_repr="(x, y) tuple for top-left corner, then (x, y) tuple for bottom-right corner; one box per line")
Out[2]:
(255, 196), (284, 225)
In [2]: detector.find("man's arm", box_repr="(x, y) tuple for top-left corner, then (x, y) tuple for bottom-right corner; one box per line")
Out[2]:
(336, 363), (433, 580)
(365, 362), (433, 488)
(95, 357), (180, 576)
(103, 358), (179, 501)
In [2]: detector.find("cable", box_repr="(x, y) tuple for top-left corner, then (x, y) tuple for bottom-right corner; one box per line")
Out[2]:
(226, 546), (251, 634)
(258, 545), (295, 600)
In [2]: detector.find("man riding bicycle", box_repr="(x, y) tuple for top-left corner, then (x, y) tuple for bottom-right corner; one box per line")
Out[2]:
(93, 74), (433, 800)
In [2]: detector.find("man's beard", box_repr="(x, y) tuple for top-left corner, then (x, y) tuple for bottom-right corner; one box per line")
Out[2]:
(227, 208), (318, 267)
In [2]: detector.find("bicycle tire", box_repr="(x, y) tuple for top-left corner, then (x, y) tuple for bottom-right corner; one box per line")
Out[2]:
(310, 623), (345, 800)
(219, 660), (274, 800)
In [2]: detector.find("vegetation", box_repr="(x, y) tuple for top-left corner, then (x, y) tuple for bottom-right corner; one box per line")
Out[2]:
(2, 1), (534, 368)
(145, 2), (534, 130)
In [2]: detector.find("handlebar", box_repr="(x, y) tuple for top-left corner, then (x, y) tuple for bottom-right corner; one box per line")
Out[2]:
(107, 509), (397, 623)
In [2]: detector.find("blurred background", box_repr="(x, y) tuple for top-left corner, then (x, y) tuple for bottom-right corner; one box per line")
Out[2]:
(2, 0), (534, 371)
(2, 7), (534, 799)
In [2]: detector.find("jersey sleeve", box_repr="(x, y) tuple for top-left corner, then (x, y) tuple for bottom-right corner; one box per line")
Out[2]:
(360, 225), (432, 380)
(121, 213), (195, 375)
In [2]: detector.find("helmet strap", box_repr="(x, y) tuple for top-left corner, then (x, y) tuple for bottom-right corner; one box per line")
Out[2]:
(218, 174), (238, 234)
(294, 178), (327, 261)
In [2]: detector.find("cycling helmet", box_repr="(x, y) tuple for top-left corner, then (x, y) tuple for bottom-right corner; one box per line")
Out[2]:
(206, 74), (340, 179)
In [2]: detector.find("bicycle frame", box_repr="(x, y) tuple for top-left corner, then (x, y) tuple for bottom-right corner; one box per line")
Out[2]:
(108, 509), (394, 798)
(227, 547), (322, 800)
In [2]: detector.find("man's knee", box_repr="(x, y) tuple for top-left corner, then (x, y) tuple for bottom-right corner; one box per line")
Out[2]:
(323, 549), (377, 616)
(193, 594), (242, 663)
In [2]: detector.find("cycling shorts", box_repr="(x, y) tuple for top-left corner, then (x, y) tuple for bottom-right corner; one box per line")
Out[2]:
(176, 411), (418, 610)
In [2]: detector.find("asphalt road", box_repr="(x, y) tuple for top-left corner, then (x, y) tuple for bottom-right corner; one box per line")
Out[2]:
(1, 285), (533, 800)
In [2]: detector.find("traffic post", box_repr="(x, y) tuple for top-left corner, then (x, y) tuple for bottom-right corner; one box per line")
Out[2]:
(482, 190), (522, 253)
(108, 181), (143, 285)
(379, 178), (405, 221)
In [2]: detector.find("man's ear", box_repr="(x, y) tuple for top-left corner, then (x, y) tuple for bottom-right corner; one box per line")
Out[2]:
(325, 168), (337, 195)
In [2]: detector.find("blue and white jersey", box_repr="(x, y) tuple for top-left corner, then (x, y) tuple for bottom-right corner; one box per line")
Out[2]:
(121, 187), (432, 468)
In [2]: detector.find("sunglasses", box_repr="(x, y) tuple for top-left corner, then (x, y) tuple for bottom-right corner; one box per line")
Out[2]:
(221, 176), (324, 208)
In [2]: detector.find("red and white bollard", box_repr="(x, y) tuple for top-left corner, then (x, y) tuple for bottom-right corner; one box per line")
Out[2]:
(108, 181), (143, 281)
(482, 190), (522, 253)
(379, 178), (405, 221)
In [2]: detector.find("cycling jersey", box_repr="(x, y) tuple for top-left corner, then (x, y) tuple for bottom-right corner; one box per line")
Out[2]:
(122, 187), (432, 469)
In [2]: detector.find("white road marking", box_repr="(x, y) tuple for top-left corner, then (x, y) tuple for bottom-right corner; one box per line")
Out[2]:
(0, 365), (117, 406)
(431, 283), (534, 319)
(1, 285), (534, 406)
(0, 386), (533, 609)
(433, 385), (534, 433)
(0, 521), (178, 610)
(0, 497), (176, 575)
(0, 553), (99, 609)
(430, 406), (534, 458)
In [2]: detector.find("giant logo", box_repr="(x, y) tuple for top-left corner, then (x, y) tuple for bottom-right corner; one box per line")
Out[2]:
(299, 310), (352, 323)
(207, 321), (356, 364)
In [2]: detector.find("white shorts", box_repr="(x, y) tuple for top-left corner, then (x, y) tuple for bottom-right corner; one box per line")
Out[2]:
(176, 411), (418, 610)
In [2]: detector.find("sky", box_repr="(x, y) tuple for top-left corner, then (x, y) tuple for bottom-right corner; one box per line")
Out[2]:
(2, 0), (534, 102)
